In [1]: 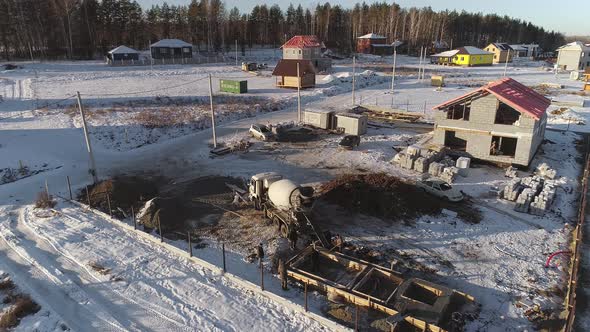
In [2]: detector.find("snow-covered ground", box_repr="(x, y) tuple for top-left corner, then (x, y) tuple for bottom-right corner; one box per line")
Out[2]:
(0, 53), (588, 330)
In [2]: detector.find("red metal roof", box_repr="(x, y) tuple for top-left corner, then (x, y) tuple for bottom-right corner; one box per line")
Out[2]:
(433, 77), (550, 120)
(282, 35), (322, 49)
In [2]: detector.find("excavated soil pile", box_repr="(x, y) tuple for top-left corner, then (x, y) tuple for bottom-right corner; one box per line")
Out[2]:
(83, 176), (158, 218)
(320, 174), (443, 221)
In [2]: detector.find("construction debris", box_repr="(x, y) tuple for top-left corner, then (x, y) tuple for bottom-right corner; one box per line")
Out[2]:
(505, 166), (518, 178)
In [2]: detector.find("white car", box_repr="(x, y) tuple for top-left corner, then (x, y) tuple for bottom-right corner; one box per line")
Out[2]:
(416, 179), (464, 202)
(249, 124), (274, 141)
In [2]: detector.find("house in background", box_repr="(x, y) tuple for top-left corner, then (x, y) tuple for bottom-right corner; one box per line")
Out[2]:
(272, 59), (316, 88)
(556, 41), (590, 71)
(281, 35), (331, 71)
(107, 46), (140, 62)
(431, 46), (493, 66)
(484, 43), (513, 63)
(150, 39), (193, 59)
(432, 77), (549, 166)
(509, 44), (540, 58)
(356, 33), (393, 55)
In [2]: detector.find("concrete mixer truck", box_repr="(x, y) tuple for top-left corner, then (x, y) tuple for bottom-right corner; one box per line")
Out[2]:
(248, 172), (330, 246)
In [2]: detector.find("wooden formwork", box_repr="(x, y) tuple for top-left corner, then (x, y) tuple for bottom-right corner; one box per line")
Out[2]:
(286, 246), (474, 331)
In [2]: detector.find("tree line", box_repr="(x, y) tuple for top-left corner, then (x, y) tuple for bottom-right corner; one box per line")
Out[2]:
(0, 0), (566, 61)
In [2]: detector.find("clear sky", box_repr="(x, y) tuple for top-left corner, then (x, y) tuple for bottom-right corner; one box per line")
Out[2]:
(137, 0), (589, 36)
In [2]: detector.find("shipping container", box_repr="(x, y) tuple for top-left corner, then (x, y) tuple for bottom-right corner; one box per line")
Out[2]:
(303, 109), (336, 129)
(220, 79), (248, 94)
(335, 113), (368, 135)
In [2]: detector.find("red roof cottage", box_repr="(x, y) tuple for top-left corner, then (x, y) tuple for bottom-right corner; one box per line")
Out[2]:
(281, 35), (331, 71)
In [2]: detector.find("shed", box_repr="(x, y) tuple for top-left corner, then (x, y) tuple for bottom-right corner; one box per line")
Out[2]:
(150, 39), (193, 59)
(107, 46), (140, 61)
(303, 109), (336, 130)
(272, 59), (316, 88)
(335, 113), (368, 135)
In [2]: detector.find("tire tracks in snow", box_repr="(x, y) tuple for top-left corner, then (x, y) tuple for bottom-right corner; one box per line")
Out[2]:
(22, 206), (192, 331)
(0, 208), (127, 332)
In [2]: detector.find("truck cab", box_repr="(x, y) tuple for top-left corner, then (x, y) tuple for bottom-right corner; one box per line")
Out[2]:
(249, 172), (283, 208)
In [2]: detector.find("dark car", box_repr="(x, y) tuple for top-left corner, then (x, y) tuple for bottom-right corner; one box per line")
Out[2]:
(339, 135), (361, 150)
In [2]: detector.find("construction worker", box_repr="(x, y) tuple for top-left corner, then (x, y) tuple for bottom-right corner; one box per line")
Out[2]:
(288, 227), (298, 251)
(256, 243), (264, 260)
(278, 259), (288, 290)
(334, 234), (344, 253)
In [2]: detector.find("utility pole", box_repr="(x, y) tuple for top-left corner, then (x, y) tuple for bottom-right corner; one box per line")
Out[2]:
(76, 91), (98, 184)
(208, 74), (217, 148)
(391, 48), (397, 92)
(297, 62), (302, 123)
(235, 39), (238, 67)
(503, 50), (511, 77)
(352, 56), (356, 106)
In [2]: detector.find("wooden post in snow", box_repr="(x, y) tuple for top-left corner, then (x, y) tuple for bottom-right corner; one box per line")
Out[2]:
(76, 92), (98, 184)
(131, 206), (136, 230)
(418, 46), (423, 83)
(106, 193), (112, 216)
(157, 210), (163, 243)
(503, 50), (511, 77)
(235, 40), (238, 67)
(208, 74), (217, 148)
(45, 179), (49, 196)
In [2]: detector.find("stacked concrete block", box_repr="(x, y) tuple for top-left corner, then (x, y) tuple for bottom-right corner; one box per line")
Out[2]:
(413, 157), (429, 173)
(503, 178), (523, 201)
(514, 188), (535, 213)
(429, 162), (444, 177)
(530, 182), (557, 215)
(536, 163), (557, 180)
(505, 166), (518, 178)
(440, 167), (460, 183)
(521, 176), (543, 196)
(396, 152), (416, 170)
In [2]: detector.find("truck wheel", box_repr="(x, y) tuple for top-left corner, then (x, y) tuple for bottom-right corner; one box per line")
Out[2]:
(279, 223), (289, 238)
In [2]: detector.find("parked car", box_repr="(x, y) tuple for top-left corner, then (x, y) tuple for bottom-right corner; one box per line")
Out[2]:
(339, 135), (361, 150)
(249, 124), (274, 141)
(416, 179), (464, 202)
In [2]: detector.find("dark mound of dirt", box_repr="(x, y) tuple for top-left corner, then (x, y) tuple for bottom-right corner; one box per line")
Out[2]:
(82, 176), (159, 217)
(138, 197), (192, 232)
(320, 174), (443, 221)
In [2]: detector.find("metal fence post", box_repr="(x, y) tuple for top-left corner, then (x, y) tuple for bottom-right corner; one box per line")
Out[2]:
(158, 211), (163, 242)
(86, 186), (91, 206)
(66, 176), (72, 200)
(222, 242), (226, 272)
(259, 258), (264, 291)
(188, 232), (192, 257)
(131, 206), (136, 230)
(304, 282), (308, 312)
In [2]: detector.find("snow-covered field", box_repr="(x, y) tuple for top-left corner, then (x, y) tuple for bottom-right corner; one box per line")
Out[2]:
(1, 53), (589, 330)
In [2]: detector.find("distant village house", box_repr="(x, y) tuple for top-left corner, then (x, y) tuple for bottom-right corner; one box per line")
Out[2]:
(150, 39), (193, 59)
(356, 33), (393, 55)
(431, 46), (494, 66)
(556, 41), (590, 71)
(281, 35), (331, 71)
(432, 77), (549, 166)
(107, 46), (140, 62)
(484, 43), (513, 63)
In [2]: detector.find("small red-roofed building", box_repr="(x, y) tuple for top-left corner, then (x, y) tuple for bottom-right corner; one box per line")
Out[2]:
(432, 77), (550, 166)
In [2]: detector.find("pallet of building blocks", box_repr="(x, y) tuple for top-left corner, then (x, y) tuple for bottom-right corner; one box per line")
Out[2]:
(503, 179), (523, 201)
(428, 162), (444, 177)
(413, 157), (429, 173)
(536, 163), (557, 180)
(440, 166), (459, 183)
(514, 188), (535, 213)
(505, 166), (518, 178)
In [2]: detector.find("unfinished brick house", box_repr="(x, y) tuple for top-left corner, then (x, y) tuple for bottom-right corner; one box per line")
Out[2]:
(432, 78), (550, 166)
